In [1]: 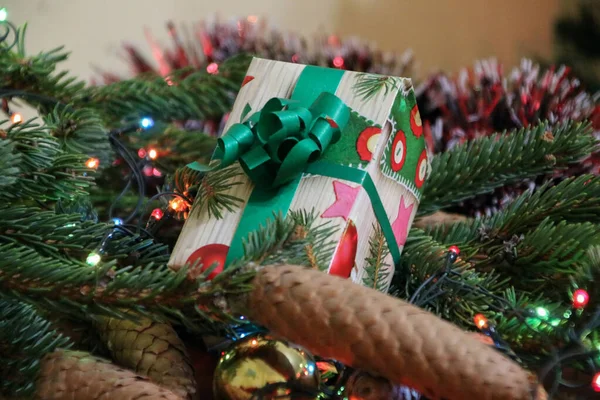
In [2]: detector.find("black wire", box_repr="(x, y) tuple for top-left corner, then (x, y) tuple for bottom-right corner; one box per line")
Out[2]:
(0, 20), (19, 52)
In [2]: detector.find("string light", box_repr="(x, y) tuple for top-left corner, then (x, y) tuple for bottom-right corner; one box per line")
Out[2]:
(250, 339), (258, 346)
(143, 165), (154, 176)
(10, 112), (22, 124)
(137, 148), (147, 158)
(169, 197), (188, 212)
(152, 167), (162, 177)
(148, 148), (158, 160)
(333, 56), (344, 68)
(535, 307), (549, 319)
(593, 372), (600, 392)
(473, 314), (489, 330)
(572, 289), (589, 309)
(86, 252), (101, 266)
(151, 208), (164, 220)
(85, 157), (100, 169)
(139, 117), (154, 130)
(207, 62), (219, 74)
(447, 245), (460, 263)
(111, 218), (123, 226)
(0, 8), (7, 22)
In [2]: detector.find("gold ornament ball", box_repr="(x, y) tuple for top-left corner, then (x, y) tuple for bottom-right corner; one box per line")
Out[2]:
(213, 335), (320, 400)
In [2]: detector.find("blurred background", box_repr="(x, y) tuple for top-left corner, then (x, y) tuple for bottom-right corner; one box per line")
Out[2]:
(3, 0), (590, 82)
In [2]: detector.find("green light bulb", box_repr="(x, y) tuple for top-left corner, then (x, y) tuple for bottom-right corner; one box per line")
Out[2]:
(86, 252), (101, 266)
(535, 307), (549, 319)
(0, 8), (7, 22)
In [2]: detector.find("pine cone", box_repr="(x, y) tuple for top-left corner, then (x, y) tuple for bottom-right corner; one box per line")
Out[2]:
(242, 265), (547, 400)
(96, 317), (197, 399)
(36, 350), (182, 400)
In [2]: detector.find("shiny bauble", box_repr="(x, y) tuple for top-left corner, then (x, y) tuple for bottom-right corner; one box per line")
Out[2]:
(344, 371), (421, 400)
(185, 243), (229, 280)
(213, 335), (320, 400)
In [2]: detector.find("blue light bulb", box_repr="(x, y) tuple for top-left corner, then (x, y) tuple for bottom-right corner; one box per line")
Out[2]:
(111, 218), (123, 226)
(139, 117), (154, 130)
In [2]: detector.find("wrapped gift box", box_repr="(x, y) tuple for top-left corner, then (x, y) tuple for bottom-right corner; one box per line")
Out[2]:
(169, 58), (428, 292)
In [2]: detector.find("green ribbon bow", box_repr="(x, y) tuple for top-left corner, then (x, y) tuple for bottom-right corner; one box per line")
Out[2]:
(189, 92), (350, 188)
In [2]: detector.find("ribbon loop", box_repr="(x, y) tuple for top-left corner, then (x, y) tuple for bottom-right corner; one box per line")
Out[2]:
(191, 91), (350, 189)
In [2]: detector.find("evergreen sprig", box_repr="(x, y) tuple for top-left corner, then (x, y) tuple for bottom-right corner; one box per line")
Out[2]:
(288, 209), (338, 270)
(0, 119), (93, 202)
(43, 105), (112, 163)
(0, 298), (73, 397)
(362, 225), (391, 292)
(420, 121), (596, 214)
(76, 54), (251, 124)
(190, 164), (244, 219)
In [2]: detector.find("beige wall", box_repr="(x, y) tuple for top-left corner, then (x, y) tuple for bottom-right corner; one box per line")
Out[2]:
(6, 0), (563, 82)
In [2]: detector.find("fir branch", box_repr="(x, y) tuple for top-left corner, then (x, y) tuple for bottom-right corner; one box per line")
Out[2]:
(362, 225), (391, 292)
(434, 175), (600, 246)
(0, 38), (86, 104)
(142, 126), (216, 174)
(397, 229), (505, 326)
(0, 119), (93, 201)
(0, 212), (324, 332)
(288, 209), (337, 271)
(43, 104), (112, 163)
(420, 121), (597, 214)
(0, 139), (21, 190)
(76, 54), (251, 124)
(426, 177), (600, 297)
(0, 298), (73, 397)
(191, 164), (244, 219)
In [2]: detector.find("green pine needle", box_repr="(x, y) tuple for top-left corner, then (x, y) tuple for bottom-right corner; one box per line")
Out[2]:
(420, 121), (597, 214)
(0, 298), (73, 397)
(352, 73), (400, 101)
(362, 225), (391, 292)
(191, 164), (244, 219)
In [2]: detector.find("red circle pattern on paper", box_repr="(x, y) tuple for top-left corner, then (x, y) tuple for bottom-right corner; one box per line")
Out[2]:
(390, 131), (407, 172)
(415, 150), (428, 188)
(410, 105), (423, 138)
(356, 127), (382, 161)
(186, 243), (229, 280)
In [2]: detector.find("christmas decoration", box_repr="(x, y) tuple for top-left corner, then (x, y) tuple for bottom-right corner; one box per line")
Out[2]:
(185, 243), (229, 280)
(2, 11), (600, 400)
(244, 265), (547, 400)
(213, 335), (320, 400)
(572, 288), (590, 309)
(417, 58), (600, 217)
(343, 370), (420, 400)
(171, 58), (427, 291)
(36, 350), (181, 400)
(96, 316), (197, 399)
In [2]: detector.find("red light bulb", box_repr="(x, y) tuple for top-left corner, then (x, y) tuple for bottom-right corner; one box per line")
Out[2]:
(151, 208), (164, 220)
(592, 372), (600, 392)
(333, 56), (344, 68)
(572, 289), (589, 309)
(206, 62), (219, 74)
(473, 314), (488, 330)
(448, 245), (460, 255)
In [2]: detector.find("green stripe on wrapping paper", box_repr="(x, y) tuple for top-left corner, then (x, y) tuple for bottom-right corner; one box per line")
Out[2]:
(224, 66), (347, 265)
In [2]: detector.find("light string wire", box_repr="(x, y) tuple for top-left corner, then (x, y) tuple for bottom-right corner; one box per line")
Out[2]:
(408, 248), (600, 399)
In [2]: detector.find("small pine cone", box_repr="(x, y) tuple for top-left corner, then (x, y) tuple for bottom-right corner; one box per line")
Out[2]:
(244, 265), (547, 400)
(36, 350), (182, 400)
(96, 317), (197, 400)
